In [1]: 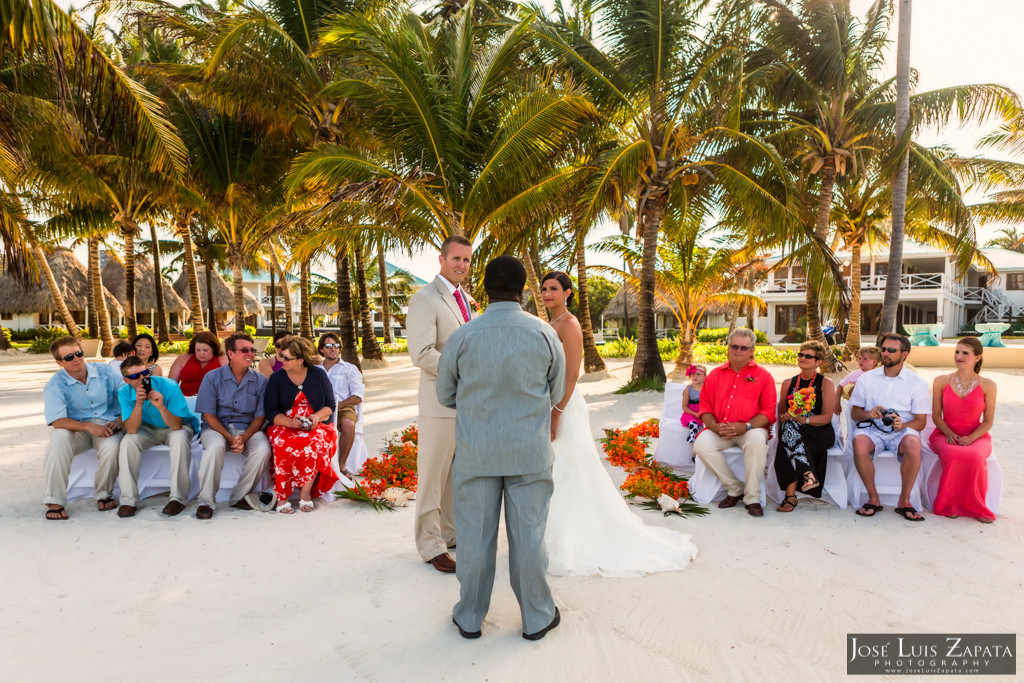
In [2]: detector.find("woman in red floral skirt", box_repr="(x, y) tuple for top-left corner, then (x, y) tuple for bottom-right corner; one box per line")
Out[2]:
(265, 336), (338, 513)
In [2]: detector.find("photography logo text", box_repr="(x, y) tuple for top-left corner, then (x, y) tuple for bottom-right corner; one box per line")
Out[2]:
(847, 634), (1015, 675)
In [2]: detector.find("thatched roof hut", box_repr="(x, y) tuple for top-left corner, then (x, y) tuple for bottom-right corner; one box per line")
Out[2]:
(602, 283), (680, 319)
(0, 247), (124, 317)
(101, 255), (191, 317)
(172, 264), (264, 315)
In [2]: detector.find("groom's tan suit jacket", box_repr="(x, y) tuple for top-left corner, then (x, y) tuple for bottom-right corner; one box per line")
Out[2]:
(406, 275), (475, 560)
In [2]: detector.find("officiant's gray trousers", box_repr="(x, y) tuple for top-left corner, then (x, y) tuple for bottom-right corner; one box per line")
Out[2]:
(452, 468), (556, 635)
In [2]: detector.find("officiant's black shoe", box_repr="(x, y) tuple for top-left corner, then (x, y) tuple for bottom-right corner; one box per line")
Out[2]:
(429, 553), (456, 574)
(523, 608), (560, 641)
(453, 617), (481, 639)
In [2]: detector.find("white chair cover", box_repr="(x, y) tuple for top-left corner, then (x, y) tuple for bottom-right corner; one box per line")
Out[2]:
(766, 413), (848, 509)
(653, 382), (696, 474)
(690, 442), (771, 507)
(921, 447), (1003, 515)
(844, 405), (929, 510)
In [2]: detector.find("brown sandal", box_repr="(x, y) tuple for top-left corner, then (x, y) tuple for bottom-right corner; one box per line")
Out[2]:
(45, 506), (69, 520)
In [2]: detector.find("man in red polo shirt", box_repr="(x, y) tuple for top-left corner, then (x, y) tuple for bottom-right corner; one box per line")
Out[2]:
(694, 328), (777, 517)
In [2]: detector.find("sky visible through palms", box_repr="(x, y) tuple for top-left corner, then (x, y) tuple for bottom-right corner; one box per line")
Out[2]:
(56, 0), (1024, 280)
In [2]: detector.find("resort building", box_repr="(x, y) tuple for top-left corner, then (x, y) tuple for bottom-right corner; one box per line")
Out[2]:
(758, 243), (1024, 340)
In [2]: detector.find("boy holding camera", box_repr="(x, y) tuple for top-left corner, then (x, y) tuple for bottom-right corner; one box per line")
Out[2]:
(849, 333), (931, 521)
(116, 356), (200, 517)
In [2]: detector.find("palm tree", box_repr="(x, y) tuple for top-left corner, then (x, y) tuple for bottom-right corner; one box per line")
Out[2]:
(881, 0), (912, 333)
(534, 0), (790, 381)
(756, 0), (1016, 367)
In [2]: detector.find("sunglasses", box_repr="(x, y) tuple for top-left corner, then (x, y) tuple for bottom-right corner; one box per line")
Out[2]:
(882, 346), (901, 354)
(123, 368), (151, 380)
(61, 350), (85, 362)
(796, 352), (819, 360)
(729, 344), (751, 352)
(280, 355), (296, 362)
(234, 346), (256, 354)
(322, 343), (340, 349)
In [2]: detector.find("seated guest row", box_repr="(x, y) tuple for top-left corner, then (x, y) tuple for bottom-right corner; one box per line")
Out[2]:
(691, 328), (997, 523)
(42, 332), (363, 520)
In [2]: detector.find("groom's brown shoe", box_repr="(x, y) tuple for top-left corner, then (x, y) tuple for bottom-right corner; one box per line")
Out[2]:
(717, 494), (742, 509)
(429, 553), (456, 574)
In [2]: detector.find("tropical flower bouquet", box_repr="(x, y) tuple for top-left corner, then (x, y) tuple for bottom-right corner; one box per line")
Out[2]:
(336, 424), (418, 512)
(601, 419), (707, 517)
(788, 386), (816, 417)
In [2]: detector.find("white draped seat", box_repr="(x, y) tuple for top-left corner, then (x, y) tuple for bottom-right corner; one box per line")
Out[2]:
(921, 446), (1003, 515)
(766, 413), (848, 509)
(844, 402), (927, 511)
(653, 382), (696, 474)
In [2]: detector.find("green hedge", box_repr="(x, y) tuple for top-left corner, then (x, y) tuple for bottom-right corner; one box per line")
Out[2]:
(600, 340), (800, 366)
(695, 327), (768, 344)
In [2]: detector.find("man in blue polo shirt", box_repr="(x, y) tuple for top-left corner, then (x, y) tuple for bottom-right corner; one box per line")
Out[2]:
(42, 336), (124, 520)
(193, 332), (271, 520)
(116, 356), (200, 517)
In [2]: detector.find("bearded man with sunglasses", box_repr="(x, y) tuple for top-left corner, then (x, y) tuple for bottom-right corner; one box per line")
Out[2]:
(693, 328), (777, 517)
(193, 332), (271, 519)
(42, 337), (125, 520)
(318, 333), (364, 475)
(116, 356), (200, 517)
(849, 333), (931, 521)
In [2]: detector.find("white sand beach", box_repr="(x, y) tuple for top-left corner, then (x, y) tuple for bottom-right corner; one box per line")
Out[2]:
(1, 353), (1021, 681)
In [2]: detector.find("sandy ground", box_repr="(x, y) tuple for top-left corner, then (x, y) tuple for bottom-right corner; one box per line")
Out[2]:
(1, 352), (1021, 682)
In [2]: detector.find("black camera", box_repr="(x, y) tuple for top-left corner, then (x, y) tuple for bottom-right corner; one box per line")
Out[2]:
(141, 376), (152, 394)
(880, 408), (899, 426)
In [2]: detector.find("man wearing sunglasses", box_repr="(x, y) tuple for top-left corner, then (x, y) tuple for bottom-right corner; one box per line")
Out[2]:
(318, 333), (364, 475)
(849, 333), (931, 521)
(42, 337), (125, 520)
(116, 356), (200, 517)
(693, 328), (777, 517)
(193, 332), (271, 519)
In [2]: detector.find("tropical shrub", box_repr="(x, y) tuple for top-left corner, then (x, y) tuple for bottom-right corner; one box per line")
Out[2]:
(696, 327), (768, 344)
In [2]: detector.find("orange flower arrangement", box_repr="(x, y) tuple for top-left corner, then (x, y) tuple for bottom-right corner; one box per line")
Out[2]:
(338, 424), (419, 506)
(621, 469), (690, 501)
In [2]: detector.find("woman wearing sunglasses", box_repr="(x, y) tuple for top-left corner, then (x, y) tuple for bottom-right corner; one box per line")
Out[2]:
(258, 330), (292, 379)
(265, 336), (338, 513)
(773, 340), (836, 512)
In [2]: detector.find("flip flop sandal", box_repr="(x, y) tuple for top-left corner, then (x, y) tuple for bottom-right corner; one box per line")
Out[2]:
(45, 506), (69, 520)
(894, 506), (925, 521)
(776, 495), (798, 513)
(97, 497), (118, 512)
(856, 503), (883, 517)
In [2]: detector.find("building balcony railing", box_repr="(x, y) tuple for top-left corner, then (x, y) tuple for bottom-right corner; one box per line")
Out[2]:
(259, 296), (291, 306)
(765, 272), (946, 294)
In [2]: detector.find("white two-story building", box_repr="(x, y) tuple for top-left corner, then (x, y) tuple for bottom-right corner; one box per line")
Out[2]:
(758, 243), (1024, 341)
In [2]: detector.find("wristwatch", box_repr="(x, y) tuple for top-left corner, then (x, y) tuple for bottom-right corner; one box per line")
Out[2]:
(745, 422), (753, 432)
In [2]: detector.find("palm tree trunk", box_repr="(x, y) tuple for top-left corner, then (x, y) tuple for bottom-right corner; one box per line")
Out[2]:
(807, 159), (838, 372)
(270, 249), (293, 334)
(377, 247), (393, 344)
(150, 223), (170, 343)
(576, 240), (606, 374)
(123, 230), (138, 338)
(529, 237), (548, 322)
(229, 253), (245, 332)
(34, 245), (82, 340)
(355, 242), (384, 362)
(336, 249), (360, 366)
(89, 237), (115, 355)
(521, 245), (547, 321)
(299, 259), (312, 339)
(673, 320), (695, 371)
(202, 255), (216, 332)
(633, 188), (668, 381)
(87, 242), (98, 338)
(847, 240), (864, 356)
(269, 266), (277, 336)
(178, 218), (204, 331)
(882, 0), (913, 334)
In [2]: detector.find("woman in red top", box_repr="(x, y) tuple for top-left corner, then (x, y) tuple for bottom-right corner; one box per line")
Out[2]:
(168, 331), (227, 396)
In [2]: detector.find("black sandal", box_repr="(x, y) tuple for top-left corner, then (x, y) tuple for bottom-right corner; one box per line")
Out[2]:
(45, 506), (69, 520)
(776, 495), (798, 513)
(856, 503), (883, 517)
(97, 497), (118, 512)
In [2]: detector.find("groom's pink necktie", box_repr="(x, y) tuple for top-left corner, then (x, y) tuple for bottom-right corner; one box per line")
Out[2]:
(453, 289), (470, 323)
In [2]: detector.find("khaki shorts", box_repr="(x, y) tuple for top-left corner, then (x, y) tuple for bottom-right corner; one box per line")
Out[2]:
(337, 405), (358, 424)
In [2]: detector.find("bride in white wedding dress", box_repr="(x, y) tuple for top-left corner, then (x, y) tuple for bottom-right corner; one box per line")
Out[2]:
(540, 272), (698, 577)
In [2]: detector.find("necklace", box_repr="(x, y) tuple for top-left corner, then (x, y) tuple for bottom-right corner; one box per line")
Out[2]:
(550, 310), (570, 325)
(951, 372), (977, 398)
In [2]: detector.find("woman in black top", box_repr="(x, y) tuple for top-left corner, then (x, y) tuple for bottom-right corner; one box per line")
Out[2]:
(774, 340), (836, 512)
(266, 336), (337, 513)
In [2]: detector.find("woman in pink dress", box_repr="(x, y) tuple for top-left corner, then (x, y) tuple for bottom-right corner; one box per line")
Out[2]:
(929, 337), (997, 522)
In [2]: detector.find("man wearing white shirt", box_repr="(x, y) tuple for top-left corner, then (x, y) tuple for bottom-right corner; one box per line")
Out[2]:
(849, 333), (931, 521)
(318, 332), (364, 474)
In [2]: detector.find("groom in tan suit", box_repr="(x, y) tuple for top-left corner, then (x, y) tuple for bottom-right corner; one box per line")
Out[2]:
(406, 235), (475, 573)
